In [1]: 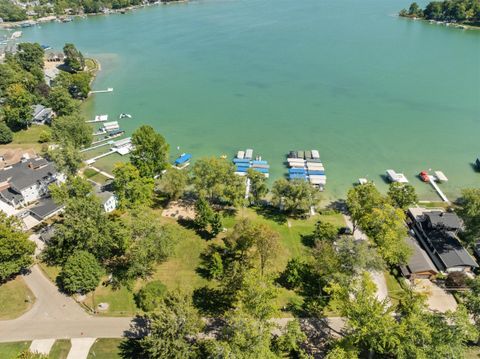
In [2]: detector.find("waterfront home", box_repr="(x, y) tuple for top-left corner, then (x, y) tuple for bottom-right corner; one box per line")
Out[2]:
(0, 157), (65, 209)
(31, 104), (53, 125)
(29, 196), (64, 222)
(400, 236), (438, 280)
(408, 207), (478, 273)
(93, 182), (117, 213)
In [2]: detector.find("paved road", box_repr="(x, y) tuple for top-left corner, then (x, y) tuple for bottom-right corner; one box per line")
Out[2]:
(343, 214), (389, 302)
(0, 265), (132, 342)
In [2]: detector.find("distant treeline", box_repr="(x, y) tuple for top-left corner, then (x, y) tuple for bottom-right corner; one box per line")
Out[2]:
(400, 0), (480, 24)
(0, 0), (183, 22)
(0, 0), (27, 21)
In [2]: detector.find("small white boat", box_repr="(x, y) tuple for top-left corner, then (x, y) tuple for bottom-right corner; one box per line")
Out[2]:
(434, 171), (448, 182)
(358, 178), (368, 185)
(119, 113), (132, 119)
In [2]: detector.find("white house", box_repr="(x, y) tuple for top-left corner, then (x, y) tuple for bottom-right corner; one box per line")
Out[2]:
(93, 183), (117, 213)
(0, 157), (65, 208)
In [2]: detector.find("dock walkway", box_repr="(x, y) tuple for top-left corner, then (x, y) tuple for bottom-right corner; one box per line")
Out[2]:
(428, 176), (449, 203)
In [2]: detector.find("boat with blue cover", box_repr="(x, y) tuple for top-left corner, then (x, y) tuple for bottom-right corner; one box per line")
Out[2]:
(233, 149), (270, 178)
(174, 153), (192, 169)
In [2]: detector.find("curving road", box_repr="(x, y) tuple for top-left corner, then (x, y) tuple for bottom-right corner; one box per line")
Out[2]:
(0, 265), (133, 343)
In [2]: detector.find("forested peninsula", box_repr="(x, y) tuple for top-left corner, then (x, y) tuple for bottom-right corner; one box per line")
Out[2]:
(400, 0), (480, 27)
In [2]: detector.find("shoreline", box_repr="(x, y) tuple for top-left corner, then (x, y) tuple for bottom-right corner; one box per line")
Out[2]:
(398, 15), (480, 30)
(0, 0), (190, 30)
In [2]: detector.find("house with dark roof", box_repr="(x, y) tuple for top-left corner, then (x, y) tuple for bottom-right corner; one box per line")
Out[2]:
(31, 104), (53, 125)
(408, 207), (478, 273)
(0, 157), (64, 208)
(29, 197), (63, 221)
(400, 237), (439, 280)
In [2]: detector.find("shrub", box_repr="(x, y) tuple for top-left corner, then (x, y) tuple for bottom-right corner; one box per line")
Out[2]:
(445, 271), (468, 288)
(38, 129), (51, 143)
(135, 280), (167, 312)
(0, 122), (13, 144)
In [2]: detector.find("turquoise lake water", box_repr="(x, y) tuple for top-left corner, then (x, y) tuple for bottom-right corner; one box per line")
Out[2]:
(15, 0), (480, 200)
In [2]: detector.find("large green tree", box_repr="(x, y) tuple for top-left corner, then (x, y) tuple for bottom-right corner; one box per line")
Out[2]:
(48, 86), (79, 116)
(246, 168), (268, 205)
(387, 182), (418, 210)
(191, 157), (245, 206)
(157, 168), (188, 201)
(51, 114), (92, 148)
(59, 250), (103, 294)
(458, 188), (480, 247)
(63, 43), (85, 72)
(0, 213), (35, 282)
(2, 83), (34, 130)
(346, 182), (384, 233)
(130, 125), (169, 178)
(127, 291), (204, 358)
(271, 178), (320, 217)
(112, 163), (155, 209)
(47, 143), (83, 177)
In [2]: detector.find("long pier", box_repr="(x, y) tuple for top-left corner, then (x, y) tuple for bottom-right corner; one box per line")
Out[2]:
(428, 176), (449, 203)
(89, 88), (113, 94)
(80, 141), (113, 153)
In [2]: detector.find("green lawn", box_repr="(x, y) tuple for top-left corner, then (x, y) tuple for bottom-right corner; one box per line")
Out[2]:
(384, 271), (406, 306)
(87, 338), (122, 359)
(37, 206), (345, 318)
(0, 342), (31, 359)
(49, 339), (71, 359)
(83, 168), (110, 185)
(38, 262), (61, 283)
(87, 285), (137, 317)
(0, 277), (35, 320)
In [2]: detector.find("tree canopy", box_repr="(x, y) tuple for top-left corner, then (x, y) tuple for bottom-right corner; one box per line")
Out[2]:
(0, 212), (35, 282)
(191, 157), (245, 206)
(59, 250), (103, 294)
(112, 163), (155, 209)
(130, 125), (169, 178)
(271, 178), (320, 217)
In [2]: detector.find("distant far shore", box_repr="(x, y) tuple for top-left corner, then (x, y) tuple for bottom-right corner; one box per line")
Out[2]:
(0, 0), (189, 30)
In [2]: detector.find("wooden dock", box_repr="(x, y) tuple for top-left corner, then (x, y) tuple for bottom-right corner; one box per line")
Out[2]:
(428, 176), (449, 203)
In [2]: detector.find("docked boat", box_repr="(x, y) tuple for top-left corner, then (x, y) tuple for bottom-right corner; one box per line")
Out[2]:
(476, 158), (480, 171)
(419, 171), (430, 183)
(119, 113), (132, 119)
(174, 153), (192, 169)
(386, 169), (409, 183)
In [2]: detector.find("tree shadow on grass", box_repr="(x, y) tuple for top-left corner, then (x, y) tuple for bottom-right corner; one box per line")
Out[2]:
(193, 286), (231, 316)
(177, 218), (213, 240)
(253, 205), (288, 225)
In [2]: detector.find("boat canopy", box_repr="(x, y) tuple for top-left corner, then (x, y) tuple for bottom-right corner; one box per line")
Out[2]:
(175, 153), (192, 165)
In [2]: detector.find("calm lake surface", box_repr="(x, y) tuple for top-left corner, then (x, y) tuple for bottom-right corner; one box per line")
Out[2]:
(18, 0), (480, 200)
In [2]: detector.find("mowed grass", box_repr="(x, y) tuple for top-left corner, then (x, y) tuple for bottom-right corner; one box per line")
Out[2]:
(38, 262), (61, 283)
(0, 277), (35, 320)
(0, 342), (30, 359)
(49, 339), (71, 359)
(37, 206), (345, 318)
(83, 168), (110, 185)
(384, 271), (406, 306)
(87, 338), (122, 359)
(84, 285), (137, 317)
